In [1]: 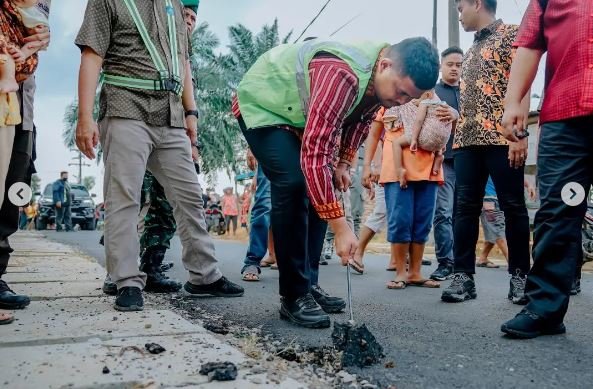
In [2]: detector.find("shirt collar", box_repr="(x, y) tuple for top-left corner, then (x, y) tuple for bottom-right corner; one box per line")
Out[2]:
(474, 19), (503, 42)
(438, 80), (460, 90)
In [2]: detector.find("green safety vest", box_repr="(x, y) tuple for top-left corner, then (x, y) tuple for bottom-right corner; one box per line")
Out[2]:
(237, 40), (389, 130)
(101, 0), (183, 95)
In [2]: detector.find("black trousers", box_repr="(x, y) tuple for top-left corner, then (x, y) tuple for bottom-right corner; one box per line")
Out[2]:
(526, 117), (593, 322)
(453, 145), (531, 275)
(0, 129), (33, 276)
(242, 125), (327, 300)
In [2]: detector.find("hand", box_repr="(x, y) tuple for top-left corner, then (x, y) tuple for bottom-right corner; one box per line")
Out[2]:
(246, 148), (257, 171)
(191, 145), (199, 162)
(185, 114), (198, 144)
(435, 104), (458, 123)
(366, 184), (375, 201)
(333, 162), (352, 192)
(75, 117), (99, 159)
(7, 46), (26, 64)
(55, 202), (62, 209)
(23, 25), (50, 47)
(410, 140), (418, 153)
(333, 223), (358, 265)
(508, 138), (528, 169)
(501, 100), (525, 142)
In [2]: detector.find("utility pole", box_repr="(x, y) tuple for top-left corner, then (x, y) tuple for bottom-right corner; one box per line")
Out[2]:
(448, 0), (460, 47)
(432, 0), (438, 47)
(68, 150), (90, 184)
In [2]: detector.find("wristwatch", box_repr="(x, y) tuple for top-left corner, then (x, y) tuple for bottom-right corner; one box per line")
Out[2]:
(515, 129), (530, 139)
(185, 110), (199, 119)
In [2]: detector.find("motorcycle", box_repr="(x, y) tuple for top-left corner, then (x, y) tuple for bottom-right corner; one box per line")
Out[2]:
(205, 202), (226, 235)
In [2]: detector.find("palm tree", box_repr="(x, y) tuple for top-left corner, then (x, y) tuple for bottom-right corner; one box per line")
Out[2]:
(62, 93), (101, 162)
(195, 19), (292, 183)
(62, 20), (292, 183)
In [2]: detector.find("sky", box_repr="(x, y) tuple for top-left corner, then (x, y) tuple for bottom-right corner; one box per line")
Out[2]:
(33, 0), (541, 202)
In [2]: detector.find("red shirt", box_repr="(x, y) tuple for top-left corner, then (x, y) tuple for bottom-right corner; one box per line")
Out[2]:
(515, 0), (593, 123)
(232, 56), (379, 220)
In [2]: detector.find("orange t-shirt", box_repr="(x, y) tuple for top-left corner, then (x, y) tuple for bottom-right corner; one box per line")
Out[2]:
(376, 107), (444, 185)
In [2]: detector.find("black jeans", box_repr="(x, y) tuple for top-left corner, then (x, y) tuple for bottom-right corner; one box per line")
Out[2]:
(453, 145), (530, 275)
(242, 125), (327, 300)
(0, 129), (33, 276)
(526, 117), (593, 322)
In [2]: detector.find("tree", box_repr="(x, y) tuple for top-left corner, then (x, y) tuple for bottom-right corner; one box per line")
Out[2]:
(82, 176), (96, 191)
(30, 174), (41, 194)
(62, 93), (101, 163)
(193, 20), (292, 184)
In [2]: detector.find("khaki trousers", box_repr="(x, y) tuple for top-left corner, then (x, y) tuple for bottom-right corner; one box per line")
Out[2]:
(99, 117), (221, 289)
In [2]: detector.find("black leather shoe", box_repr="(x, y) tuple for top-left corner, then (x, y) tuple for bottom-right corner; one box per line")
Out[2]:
(114, 287), (144, 311)
(184, 276), (244, 297)
(0, 280), (30, 309)
(311, 285), (345, 313)
(422, 258), (432, 266)
(102, 274), (117, 296)
(140, 248), (182, 293)
(501, 309), (566, 339)
(280, 293), (330, 329)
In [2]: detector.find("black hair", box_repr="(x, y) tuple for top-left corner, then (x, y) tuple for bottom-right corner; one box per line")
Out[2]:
(441, 46), (464, 58)
(386, 37), (440, 91)
(455, 0), (497, 14)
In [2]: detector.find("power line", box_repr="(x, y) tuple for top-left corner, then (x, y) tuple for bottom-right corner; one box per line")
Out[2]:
(329, 12), (363, 37)
(293, 0), (333, 43)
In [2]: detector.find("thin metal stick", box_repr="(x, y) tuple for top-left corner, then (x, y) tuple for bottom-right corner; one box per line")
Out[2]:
(346, 260), (354, 323)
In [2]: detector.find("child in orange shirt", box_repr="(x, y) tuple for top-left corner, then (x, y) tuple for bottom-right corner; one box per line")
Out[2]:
(387, 91), (453, 188)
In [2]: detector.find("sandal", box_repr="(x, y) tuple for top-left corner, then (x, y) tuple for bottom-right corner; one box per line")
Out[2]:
(349, 259), (364, 275)
(408, 279), (441, 288)
(270, 263), (278, 270)
(386, 266), (397, 272)
(260, 257), (276, 268)
(386, 280), (407, 289)
(0, 311), (14, 325)
(476, 260), (500, 268)
(241, 265), (261, 282)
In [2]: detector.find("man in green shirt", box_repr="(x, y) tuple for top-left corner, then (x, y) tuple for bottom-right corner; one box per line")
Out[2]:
(75, 0), (243, 311)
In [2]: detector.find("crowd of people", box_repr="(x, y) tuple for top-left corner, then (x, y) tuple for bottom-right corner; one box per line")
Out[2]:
(0, 0), (590, 343)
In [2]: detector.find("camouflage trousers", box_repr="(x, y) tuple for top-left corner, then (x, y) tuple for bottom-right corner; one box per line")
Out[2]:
(139, 171), (176, 253)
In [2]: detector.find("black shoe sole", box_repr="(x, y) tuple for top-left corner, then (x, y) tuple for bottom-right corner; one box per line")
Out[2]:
(279, 307), (331, 329)
(183, 287), (244, 298)
(319, 303), (346, 314)
(144, 282), (182, 293)
(430, 274), (451, 281)
(441, 291), (477, 303)
(501, 323), (566, 339)
(0, 301), (30, 310)
(114, 304), (144, 312)
(102, 285), (117, 296)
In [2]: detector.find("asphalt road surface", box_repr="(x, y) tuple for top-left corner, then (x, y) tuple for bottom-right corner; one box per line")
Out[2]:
(44, 230), (593, 389)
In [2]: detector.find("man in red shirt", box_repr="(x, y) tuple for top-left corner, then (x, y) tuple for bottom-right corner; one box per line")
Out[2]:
(501, 0), (593, 338)
(234, 38), (440, 328)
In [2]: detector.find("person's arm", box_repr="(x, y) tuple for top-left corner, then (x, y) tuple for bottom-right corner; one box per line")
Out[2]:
(76, 47), (102, 159)
(300, 58), (359, 264)
(362, 110), (384, 189)
(410, 103), (428, 151)
(74, 0), (113, 159)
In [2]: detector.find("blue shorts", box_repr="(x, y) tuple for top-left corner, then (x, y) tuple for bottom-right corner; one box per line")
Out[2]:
(384, 181), (438, 244)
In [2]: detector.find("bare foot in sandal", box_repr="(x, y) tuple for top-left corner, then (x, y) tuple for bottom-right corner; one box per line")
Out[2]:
(0, 310), (14, 325)
(407, 279), (440, 288)
(386, 280), (407, 289)
(241, 265), (260, 282)
(349, 259), (364, 274)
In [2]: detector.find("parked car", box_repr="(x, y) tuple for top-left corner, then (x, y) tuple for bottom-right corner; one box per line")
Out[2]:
(36, 183), (97, 230)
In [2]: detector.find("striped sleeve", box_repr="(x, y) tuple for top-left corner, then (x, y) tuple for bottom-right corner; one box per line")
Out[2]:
(300, 57), (359, 220)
